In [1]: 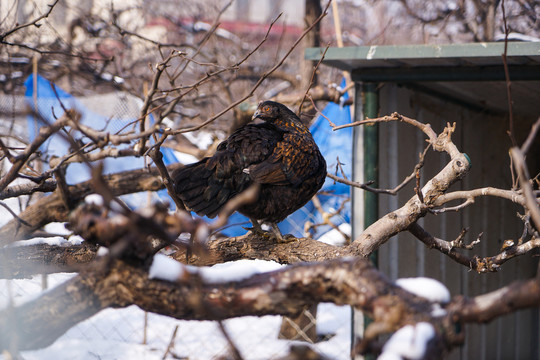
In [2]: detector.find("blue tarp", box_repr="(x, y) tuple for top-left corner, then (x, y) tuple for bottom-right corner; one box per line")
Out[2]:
(25, 74), (352, 239)
(24, 74), (176, 207)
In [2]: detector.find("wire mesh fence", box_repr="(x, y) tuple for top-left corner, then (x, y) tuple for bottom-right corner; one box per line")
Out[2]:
(0, 87), (353, 359)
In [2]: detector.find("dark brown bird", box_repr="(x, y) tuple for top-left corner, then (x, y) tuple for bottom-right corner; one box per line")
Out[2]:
(172, 100), (326, 241)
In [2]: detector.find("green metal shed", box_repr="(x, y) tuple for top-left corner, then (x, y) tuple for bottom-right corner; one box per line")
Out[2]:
(306, 42), (540, 360)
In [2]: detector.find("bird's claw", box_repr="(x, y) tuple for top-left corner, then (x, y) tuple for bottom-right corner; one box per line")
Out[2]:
(275, 234), (297, 243)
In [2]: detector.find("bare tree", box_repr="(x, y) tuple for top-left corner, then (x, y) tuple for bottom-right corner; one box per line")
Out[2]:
(0, 1), (539, 359)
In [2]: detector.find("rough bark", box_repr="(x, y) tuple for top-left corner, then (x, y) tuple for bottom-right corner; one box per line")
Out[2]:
(173, 232), (356, 266)
(0, 230), (355, 280)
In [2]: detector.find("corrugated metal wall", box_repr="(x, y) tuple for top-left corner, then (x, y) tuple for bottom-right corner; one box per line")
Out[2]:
(369, 83), (538, 359)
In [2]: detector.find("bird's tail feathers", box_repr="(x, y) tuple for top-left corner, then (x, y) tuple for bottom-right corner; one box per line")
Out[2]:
(172, 160), (233, 218)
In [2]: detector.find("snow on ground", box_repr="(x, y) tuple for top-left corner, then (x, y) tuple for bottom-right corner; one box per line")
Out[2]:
(378, 322), (435, 360)
(317, 223), (351, 246)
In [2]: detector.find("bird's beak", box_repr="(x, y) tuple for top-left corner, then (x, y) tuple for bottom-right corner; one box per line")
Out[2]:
(251, 109), (260, 121)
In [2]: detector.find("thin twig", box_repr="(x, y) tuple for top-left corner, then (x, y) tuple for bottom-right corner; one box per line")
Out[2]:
(410, 222), (540, 273)
(521, 116), (540, 155)
(430, 197), (475, 214)
(0, 138), (15, 162)
(218, 321), (244, 360)
(309, 95), (335, 127)
(0, 201), (32, 228)
(0, 0), (60, 41)
(336, 156), (348, 180)
(173, 0), (331, 134)
(147, 135), (186, 211)
(161, 325), (179, 360)
(327, 172), (375, 191)
(156, 13), (283, 127)
(0, 110), (78, 193)
(510, 147), (540, 232)
(414, 164), (424, 203)
(326, 144), (430, 195)
(211, 184), (260, 229)
(172, 1), (233, 82)
(308, 195), (350, 242)
(501, 0), (517, 147)
(137, 54), (178, 155)
(298, 43), (330, 116)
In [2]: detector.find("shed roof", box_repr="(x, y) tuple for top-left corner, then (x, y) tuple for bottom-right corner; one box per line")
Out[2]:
(305, 42), (540, 116)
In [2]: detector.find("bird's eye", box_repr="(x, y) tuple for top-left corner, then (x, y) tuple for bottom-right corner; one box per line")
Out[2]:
(263, 106), (270, 112)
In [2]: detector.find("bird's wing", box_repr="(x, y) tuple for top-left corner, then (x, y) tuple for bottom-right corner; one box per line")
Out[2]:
(248, 132), (322, 186)
(213, 123), (282, 178)
(246, 156), (289, 185)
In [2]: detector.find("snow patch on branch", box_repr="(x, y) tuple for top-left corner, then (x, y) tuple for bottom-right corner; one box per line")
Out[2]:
(149, 253), (186, 281)
(149, 256), (284, 284)
(7, 222), (83, 247)
(396, 277), (450, 303)
(197, 259), (284, 283)
(8, 236), (67, 247)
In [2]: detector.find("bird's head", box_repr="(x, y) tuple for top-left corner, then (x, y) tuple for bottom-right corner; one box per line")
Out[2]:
(252, 100), (294, 122)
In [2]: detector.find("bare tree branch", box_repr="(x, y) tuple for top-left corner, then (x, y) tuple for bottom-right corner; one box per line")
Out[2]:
(0, 179), (57, 200)
(0, 0), (60, 42)
(172, 0), (332, 134)
(511, 147), (540, 231)
(0, 110), (80, 193)
(450, 276), (540, 323)
(0, 164), (177, 245)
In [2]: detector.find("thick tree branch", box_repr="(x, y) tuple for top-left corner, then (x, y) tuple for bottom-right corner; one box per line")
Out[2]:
(0, 179), (57, 200)
(0, 243), (98, 279)
(351, 150), (470, 255)
(450, 277), (540, 323)
(432, 187), (528, 208)
(0, 256), (446, 352)
(2, 251), (538, 353)
(511, 147), (540, 232)
(173, 232), (354, 266)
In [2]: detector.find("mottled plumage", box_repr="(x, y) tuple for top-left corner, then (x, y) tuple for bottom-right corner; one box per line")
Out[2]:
(172, 100), (326, 238)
